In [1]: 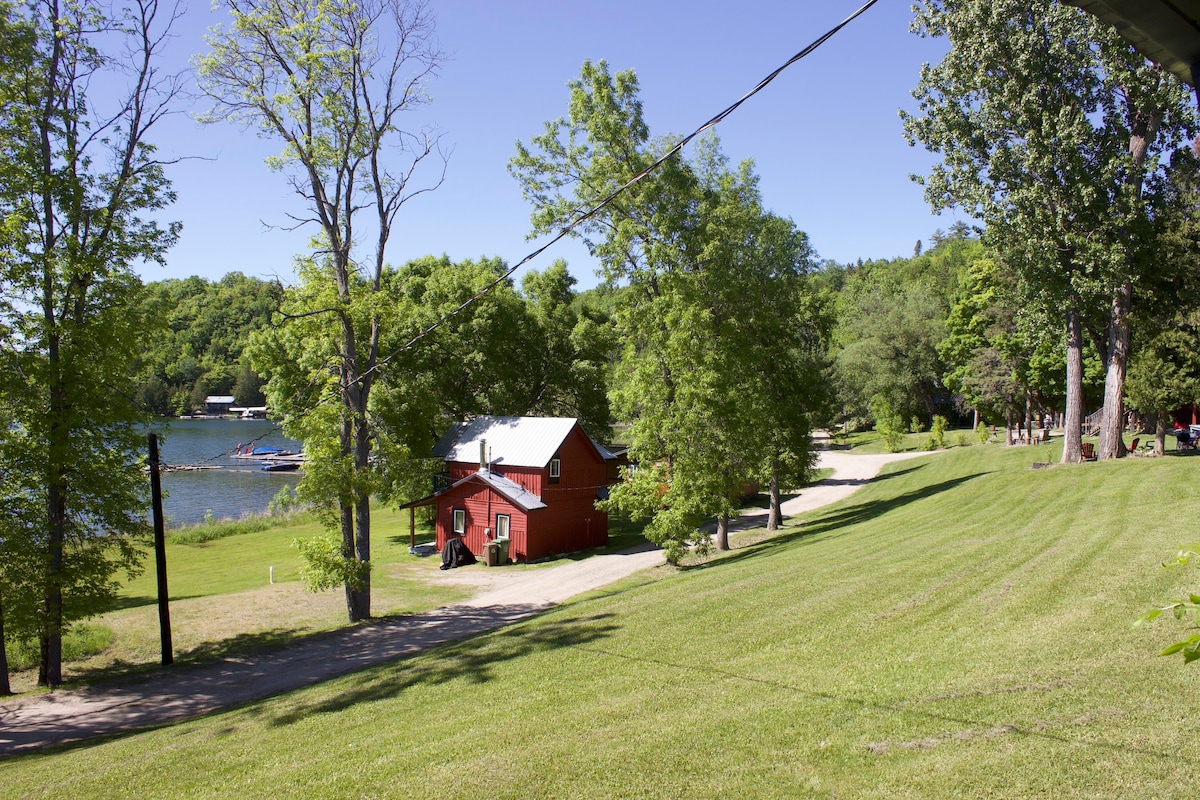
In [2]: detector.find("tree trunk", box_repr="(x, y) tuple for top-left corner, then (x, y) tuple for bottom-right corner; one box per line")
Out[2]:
(351, 407), (372, 621)
(340, 501), (357, 621)
(1025, 388), (1033, 444)
(339, 409), (359, 622)
(40, 378), (66, 688)
(1155, 413), (1167, 456)
(1098, 282), (1132, 460)
(0, 584), (11, 695)
(715, 514), (730, 551)
(767, 460), (782, 532)
(1062, 306), (1084, 464)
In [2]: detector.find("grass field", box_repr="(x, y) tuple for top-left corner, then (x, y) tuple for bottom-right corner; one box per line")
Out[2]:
(5, 442), (1200, 797)
(5, 506), (472, 690)
(8, 502), (654, 690)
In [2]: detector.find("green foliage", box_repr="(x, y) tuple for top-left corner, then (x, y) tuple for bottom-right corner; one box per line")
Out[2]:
(831, 259), (950, 425)
(937, 255), (1072, 425)
(198, 0), (446, 622)
(1125, 152), (1200, 434)
(169, 515), (286, 546)
(905, 0), (1198, 461)
(0, 0), (180, 686)
(929, 414), (949, 449)
(131, 274), (283, 416)
(293, 534), (371, 594)
(1136, 545), (1200, 664)
(4, 623), (113, 673)
(268, 485), (303, 515)
(371, 256), (615, 463)
(976, 422), (991, 444)
(512, 60), (825, 553)
(870, 396), (906, 453)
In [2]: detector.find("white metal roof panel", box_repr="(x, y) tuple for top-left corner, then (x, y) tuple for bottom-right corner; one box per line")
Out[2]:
(433, 416), (581, 469)
(451, 470), (547, 512)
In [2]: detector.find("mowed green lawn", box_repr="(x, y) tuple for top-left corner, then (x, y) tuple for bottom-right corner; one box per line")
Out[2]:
(5, 444), (1200, 798)
(22, 507), (472, 687)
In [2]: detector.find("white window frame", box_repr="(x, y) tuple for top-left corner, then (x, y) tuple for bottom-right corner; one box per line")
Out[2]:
(452, 508), (466, 535)
(495, 513), (510, 539)
(549, 457), (561, 483)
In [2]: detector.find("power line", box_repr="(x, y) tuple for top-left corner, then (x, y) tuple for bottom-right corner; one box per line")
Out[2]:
(356, 0), (882, 386)
(172, 2), (881, 485)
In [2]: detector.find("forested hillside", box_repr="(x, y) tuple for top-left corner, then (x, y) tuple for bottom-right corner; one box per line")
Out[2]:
(131, 273), (284, 416)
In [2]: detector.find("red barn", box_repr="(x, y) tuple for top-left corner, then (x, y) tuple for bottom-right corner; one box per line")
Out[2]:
(427, 416), (613, 562)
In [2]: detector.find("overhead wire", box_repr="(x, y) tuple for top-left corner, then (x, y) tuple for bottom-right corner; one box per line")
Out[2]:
(157, 1), (883, 495)
(355, 0), (882, 387)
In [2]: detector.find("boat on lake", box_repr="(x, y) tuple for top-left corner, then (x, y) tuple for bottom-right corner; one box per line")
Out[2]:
(231, 446), (295, 459)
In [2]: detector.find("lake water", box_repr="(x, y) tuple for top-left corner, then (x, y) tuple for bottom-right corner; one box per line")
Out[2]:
(149, 418), (302, 527)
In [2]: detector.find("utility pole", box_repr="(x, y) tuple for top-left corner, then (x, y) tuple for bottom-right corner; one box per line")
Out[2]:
(148, 434), (173, 665)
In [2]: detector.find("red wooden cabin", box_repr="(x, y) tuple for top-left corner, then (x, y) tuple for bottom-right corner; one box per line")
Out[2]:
(427, 416), (612, 562)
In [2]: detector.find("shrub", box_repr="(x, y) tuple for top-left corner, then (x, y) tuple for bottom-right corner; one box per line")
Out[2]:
(294, 534), (371, 592)
(870, 396), (907, 453)
(976, 422), (991, 444)
(171, 516), (274, 545)
(929, 415), (949, 449)
(5, 624), (113, 672)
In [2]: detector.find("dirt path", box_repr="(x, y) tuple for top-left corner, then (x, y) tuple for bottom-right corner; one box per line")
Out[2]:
(0, 443), (927, 757)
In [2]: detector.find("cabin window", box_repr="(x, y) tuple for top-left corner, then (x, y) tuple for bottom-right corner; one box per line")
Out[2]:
(549, 457), (560, 484)
(452, 508), (466, 535)
(495, 514), (510, 539)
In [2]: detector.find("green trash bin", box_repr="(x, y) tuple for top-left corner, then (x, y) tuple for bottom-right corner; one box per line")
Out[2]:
(496, 537), (510, 565)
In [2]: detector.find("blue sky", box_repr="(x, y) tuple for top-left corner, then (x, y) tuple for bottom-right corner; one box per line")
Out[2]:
(148, 0), (961, 290)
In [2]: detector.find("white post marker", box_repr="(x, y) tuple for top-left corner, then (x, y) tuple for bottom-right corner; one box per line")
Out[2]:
(269, 566), (274, 584)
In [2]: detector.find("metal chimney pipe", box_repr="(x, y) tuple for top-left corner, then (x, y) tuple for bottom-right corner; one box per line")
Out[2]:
(480, 439), (487, 471)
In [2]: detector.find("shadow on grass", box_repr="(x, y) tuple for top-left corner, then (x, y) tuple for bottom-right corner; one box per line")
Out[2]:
(100, 593), (204, 613)
(794, 473), (984, 535)
(265, 611), (621, 726)
(871, 463), (927, 482)
(65, 628), (313, 686)
(685, 473), (986, 573)
(386, 532), (437, 547)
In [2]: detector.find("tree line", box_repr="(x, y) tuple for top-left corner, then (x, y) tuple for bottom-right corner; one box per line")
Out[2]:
(7, 0), (1200, 690)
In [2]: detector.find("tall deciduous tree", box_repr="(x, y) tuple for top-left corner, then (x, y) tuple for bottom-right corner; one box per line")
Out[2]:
(904, 0), (1194, 463)
(197, 0), (445, 621)
(938, 255), (1068, 437)
(1126, 151), (1200, 453)
(833, 269), (948, 426)
(511, 61), (822, 559)
(364, 255), (614, 506)
(0, 0), (182, 685)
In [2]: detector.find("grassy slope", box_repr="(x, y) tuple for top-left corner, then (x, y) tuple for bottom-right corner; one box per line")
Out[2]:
(5, 445), (1200, 798)
(25, 508), (470, 687)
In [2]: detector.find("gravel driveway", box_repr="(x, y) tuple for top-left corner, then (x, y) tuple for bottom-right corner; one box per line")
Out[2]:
(0, 442), (928, 757)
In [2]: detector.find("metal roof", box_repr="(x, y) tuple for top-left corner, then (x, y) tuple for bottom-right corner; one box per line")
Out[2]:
(591, 440), (626, 461)
(450, 470), (548, 512)
(432, 416), (583, 469)
(1065, 0), (1200, 86)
